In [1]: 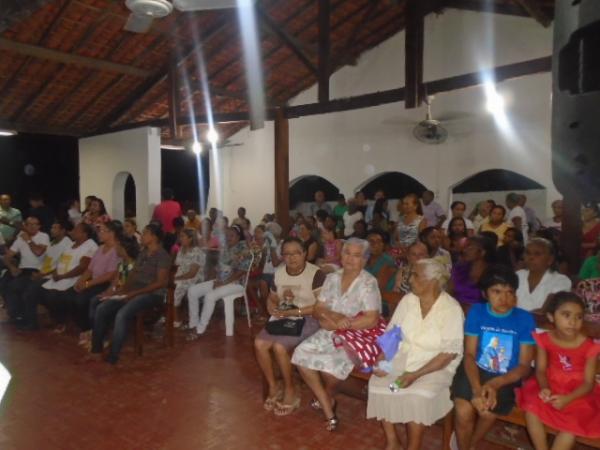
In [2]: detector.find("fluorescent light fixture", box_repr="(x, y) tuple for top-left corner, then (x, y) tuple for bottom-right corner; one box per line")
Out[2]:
(191, 141), (203, 155)
(0, 129), (17, 136)
(206, 128), (219, 145)
(161, 144), (186, 150)
(0, 362), (10, 404)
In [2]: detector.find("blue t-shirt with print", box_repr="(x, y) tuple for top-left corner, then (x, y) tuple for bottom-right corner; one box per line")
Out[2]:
(465, 303), (536, 374)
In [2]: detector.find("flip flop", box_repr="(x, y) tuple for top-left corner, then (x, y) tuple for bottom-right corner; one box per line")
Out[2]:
(274, 397), (301, 416)
(263, 386), (283, 411)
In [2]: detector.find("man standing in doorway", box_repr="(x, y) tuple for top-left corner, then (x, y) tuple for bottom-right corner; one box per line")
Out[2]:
(309, 190), (332, 217)
(421, 190), (446, 228)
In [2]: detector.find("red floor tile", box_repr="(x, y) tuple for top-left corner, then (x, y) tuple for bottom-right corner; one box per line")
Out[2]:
(0, 314), (595, 450)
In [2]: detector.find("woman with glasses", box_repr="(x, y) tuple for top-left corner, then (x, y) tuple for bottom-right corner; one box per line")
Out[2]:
(254, 237), (325, 416)
(292, 238), (381, 431)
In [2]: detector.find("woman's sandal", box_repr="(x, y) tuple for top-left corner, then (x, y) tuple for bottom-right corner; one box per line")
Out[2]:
(325, 415), (339, 431)
(310, 398), (336, 411)
(263, 386), (283, 411)
(273, 396), (300, 416)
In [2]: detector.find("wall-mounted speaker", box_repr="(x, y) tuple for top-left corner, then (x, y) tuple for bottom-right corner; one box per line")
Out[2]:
(552, 0), (600, 200)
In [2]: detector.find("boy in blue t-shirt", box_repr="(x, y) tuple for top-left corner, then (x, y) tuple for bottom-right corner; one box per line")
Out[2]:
(452, 265), (536, 450)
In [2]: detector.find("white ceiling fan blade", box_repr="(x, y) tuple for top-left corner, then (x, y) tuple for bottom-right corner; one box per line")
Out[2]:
(124, 13), (155, 33)
(173, 0), (240, 11)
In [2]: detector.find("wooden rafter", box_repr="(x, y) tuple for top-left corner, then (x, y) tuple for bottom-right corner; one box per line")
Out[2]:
(404, 0), (424, 108)
(268, 2), (406, 104)
(202, 0), (315, 100)
(35, 32), (132, 125)
(444, 0), (545, 18)
(0, 0), (71, 106)
(53, 13), (191, 128)
(318, 0), (331, 103)
(98, 13), (232, 129)
(334, 0), (381, 68)
(512, 0), (552, 27)
(99, 56), (551, 134)
(255, 5), (318, 75)
(0, 38), (151, 77)
(9, 10), (115, 123)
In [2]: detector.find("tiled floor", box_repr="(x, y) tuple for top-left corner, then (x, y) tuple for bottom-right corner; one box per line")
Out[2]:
(0, 311), (593, 450)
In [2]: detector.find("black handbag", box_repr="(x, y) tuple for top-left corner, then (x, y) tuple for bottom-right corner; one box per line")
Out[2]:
(265, 317), (305, 336)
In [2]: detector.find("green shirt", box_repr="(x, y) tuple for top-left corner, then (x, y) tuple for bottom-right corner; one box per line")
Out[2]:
(0, 206), (22, 241)
(333, 204), (348, 229)
(579, 255), (600, 280)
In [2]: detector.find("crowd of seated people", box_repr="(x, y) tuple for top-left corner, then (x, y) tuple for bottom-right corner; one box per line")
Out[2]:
(1, 186), (599, 450)
(249, 189), (598, 450)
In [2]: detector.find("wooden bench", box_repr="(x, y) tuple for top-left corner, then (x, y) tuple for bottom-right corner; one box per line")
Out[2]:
(342, 369), (600, 449)
(442, 406), (600, 449)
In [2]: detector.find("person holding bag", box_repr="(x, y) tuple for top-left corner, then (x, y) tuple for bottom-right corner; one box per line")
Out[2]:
(254, 237), (325, 416)
(292, 238), (381, 431)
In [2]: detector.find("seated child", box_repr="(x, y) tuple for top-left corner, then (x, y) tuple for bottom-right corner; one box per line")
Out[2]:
(517, 291), (600, 449)
(452, 265), (536, 450)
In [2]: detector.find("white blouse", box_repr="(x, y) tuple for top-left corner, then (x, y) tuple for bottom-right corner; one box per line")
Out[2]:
(389, 292), (464, 373)
(516, 269), (572, 311)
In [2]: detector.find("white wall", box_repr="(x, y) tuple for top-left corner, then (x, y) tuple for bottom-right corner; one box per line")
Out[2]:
(209, 9), (559, 224)
(79, 127), (161, 226)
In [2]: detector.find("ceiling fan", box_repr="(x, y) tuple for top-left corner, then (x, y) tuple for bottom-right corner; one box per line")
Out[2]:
(382, 95), (475, 144)
(124, 0), (242, 33)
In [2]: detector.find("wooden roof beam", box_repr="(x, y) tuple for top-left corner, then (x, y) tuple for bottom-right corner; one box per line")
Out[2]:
(99, 55), (551, 135)
(9, 11), (114, 123)
(444, 0), (551, 18)
(404, 0), (425, 109)
(0, 37), (152, 77)
(318, 0), (331, 103)
(255, 5), (318, 76)
(511, 0), (552, 27)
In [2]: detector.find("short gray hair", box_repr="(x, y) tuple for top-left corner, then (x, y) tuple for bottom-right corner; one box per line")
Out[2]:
(343, 238), (370, 259)
(415, 258), (450, 287)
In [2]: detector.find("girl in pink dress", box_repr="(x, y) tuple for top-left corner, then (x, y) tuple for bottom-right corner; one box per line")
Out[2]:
(517, 292), (600, 449)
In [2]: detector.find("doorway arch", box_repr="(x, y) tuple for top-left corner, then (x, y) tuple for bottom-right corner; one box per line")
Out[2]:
(355, 171), (427, 199)
(113, 172), (136, 221)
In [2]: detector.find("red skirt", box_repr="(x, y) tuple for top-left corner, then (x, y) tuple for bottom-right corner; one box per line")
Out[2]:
(516, 377), (600, 438)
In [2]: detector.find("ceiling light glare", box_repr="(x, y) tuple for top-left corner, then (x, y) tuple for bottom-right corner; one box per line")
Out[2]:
(191, 141), (202, 155)
(207, 128), (219, 145)
(485, 83), (505, 116)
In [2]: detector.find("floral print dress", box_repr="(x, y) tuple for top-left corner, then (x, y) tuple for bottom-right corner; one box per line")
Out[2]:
(291, 269), (381, 380)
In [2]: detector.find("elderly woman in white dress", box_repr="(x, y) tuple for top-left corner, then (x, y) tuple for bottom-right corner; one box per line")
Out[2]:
(367, 258), (464, 450)
(292, 238), (381, 431)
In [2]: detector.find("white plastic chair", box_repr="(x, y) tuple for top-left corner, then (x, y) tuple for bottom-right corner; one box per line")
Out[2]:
(222, 252), (254, 336)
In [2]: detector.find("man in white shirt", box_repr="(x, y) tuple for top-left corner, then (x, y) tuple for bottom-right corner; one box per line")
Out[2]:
(421, 190), (446, 228)
(506, 193), (529, 244)
(2, 216), (49, 323)
(18, 221), (74, 330)
(441, 201), (475, 235)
